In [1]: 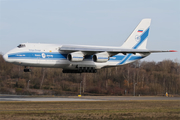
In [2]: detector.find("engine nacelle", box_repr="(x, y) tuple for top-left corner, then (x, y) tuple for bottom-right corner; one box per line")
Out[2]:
(93, 52), (109, 62)
(67, 51), (84, 62)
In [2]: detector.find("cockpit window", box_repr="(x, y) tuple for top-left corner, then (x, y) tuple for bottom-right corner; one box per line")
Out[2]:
(17, 44), (26, 48)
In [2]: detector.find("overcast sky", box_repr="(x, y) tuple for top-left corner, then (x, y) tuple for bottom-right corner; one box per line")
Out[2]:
(0, 0), (179, 62)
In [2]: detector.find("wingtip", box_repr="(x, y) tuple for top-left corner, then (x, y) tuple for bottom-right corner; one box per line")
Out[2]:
(169, 50), (177, 52)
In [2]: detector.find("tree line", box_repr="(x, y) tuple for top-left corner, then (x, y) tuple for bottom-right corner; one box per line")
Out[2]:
(0, 54), (179, 96)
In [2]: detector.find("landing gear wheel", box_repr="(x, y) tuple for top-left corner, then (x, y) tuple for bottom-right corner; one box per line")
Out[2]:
(24, 67), (31, 72)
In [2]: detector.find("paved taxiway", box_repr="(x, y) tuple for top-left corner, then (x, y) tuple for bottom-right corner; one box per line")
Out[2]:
(0, 95), (180, 101)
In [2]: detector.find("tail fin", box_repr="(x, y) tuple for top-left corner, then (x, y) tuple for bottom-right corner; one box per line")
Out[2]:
(121, 19), (151, 49)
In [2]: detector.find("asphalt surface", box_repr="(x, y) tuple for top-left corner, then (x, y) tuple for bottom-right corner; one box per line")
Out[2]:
(0, 94), (180, 101)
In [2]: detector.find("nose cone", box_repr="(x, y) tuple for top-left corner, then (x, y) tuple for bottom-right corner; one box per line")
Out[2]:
(3, 53), (8, 62)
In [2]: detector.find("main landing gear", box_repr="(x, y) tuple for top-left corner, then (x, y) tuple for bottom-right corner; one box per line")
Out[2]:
(62, 67), (97, 73)
(24, 66), (31, 72)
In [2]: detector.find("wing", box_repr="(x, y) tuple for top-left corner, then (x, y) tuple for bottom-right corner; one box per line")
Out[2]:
(59, 45), (176, 56)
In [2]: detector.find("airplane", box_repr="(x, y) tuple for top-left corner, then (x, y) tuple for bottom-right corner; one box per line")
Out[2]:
(3, 19), (177, 73)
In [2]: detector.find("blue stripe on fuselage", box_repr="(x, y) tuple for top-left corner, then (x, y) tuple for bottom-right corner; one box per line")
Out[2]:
(8, 52), (92, 60)
(118, 54), (132, 64)
(129, 56), (144, 60)
(8, 52), (67, 60)
(8, 52), (143, 63)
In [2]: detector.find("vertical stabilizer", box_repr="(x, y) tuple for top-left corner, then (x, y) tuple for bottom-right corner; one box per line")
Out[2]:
(121, 19), (151, 49)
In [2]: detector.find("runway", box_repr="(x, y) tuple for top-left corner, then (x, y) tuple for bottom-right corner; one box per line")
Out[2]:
(0, 95), (100, 101)
(0, 95), (179, 101)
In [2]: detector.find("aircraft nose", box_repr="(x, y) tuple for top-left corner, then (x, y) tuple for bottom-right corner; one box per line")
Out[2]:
(3, 53), (8, 62)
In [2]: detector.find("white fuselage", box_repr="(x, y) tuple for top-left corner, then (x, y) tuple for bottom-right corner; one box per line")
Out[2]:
(3, 43), (146, 70)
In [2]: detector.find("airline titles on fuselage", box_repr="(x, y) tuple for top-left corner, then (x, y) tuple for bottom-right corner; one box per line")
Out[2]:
(29, 49), (41, 52)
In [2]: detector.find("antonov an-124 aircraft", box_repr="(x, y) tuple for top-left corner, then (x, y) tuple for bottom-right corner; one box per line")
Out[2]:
(3, 19), (177, 73)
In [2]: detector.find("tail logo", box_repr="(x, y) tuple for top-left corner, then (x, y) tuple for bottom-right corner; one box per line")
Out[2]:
(135, 35), (141, 42)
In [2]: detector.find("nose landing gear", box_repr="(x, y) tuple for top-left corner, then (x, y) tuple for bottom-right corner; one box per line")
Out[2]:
(24, 66), (31, 72)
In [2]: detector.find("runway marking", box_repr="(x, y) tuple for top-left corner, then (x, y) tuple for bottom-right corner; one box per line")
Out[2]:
(0, 96), (180, 102)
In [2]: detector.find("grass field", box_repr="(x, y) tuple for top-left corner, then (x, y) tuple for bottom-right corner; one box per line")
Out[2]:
(0, 101), (180, 120)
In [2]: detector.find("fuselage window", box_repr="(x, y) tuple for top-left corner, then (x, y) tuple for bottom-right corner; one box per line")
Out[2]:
(17, 44), (26, 48)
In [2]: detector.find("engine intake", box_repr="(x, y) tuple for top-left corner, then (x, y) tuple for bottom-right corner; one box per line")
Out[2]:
(67, 51), (84, 62)
(93, 52), (109, 62)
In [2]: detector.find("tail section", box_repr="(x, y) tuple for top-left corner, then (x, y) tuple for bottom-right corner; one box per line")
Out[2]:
(121, 19), (151, 49)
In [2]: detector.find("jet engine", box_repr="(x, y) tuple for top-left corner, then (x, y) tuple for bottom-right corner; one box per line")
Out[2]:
(93, 52), (109, 62)
(67, 51), (84, 62)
